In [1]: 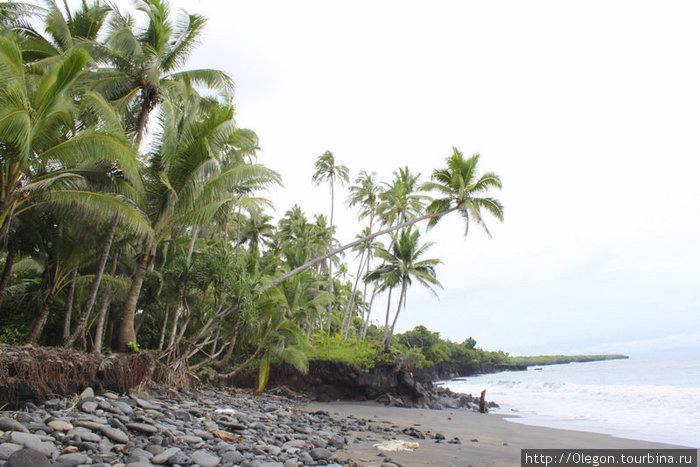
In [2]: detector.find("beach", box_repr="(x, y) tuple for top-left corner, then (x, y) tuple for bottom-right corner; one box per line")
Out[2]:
(307, 401), (693, 467)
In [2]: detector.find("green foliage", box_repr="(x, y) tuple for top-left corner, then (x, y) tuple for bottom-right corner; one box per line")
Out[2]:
(391, 325), (510, 367)
(0, 327), (23, 346)
(126, 341), (139, 352)
(508, 354), (628, 366)
(307, 334), (381, 372)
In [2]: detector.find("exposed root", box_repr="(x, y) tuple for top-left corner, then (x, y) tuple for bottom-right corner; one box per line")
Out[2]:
(0, 345), (153, 407)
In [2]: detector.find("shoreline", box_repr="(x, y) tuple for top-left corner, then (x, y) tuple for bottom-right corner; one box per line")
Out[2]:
(306, 401), (696, 467)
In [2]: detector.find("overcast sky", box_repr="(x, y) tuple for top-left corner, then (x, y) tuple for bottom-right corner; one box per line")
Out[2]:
(122, 0), (700, 356)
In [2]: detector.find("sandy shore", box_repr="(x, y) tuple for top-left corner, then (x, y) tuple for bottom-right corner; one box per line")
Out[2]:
(305, 401), (693, 467)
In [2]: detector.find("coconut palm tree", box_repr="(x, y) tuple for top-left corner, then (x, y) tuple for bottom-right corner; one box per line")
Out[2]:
(262, 148), (503, 294)
(95, 0), (233, 144)
(342, 171), (381, 338)
(15, 0), (111, 65)
(366, 227), (441, 349)
(311, 150), (349, 316)
(116, 98), (279, 350)
(378, 167), (429, 228)
(0, 35), (147, 242)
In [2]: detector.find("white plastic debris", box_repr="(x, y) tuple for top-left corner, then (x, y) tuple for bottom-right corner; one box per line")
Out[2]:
(214, 408), (237, 415)
(373, 440), (420, 452)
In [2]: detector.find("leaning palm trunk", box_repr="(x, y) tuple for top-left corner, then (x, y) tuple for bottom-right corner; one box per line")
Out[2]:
(25, 291), (56, 344)
(158, 305), (170, 350)
(61, 270), (78, 341)
(361, 283), (379, 340)
(92, 250), (119, 352)
(117, 246), (153, 351)
(261, 207), (456, 293)
(341, 248), (366, 338)
(64, 215), (118, 348)
(382, 287), (393, 344)
(384, 279), (408, 349)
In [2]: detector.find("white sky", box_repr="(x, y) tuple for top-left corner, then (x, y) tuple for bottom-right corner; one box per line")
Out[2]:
(126, 0), (700, 356)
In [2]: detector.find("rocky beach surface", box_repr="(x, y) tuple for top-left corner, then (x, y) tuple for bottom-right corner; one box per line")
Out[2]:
(0, 384), (481, 467)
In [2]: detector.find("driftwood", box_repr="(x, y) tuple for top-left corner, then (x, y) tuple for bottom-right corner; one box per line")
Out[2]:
(479, 389), (487, 413)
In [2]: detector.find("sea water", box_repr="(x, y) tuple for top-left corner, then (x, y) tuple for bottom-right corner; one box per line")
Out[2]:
(441, 354), (700, 448)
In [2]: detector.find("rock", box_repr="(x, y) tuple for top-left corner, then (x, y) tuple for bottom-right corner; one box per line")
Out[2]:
(100, 426), (129, 443)
(309, 447), (332, 461)
(70, 427), (102, 443)
(329, 434), (345, 448)
(0, 443), (23, 460)
(131, 397), (159, 410)
(166, 451), (191, 465)
(80, 387), (95, 401)
(150, 446), (180, 464)
(126, 423), (158, 434)
(8, 432), (58, 459)
(54, 452), (89, 467)
(282, 440), (307, 450)
(221, 450), (244, 464)
(177, 435), (203, 444)
(81, 401), (98, 413)
(113, 401), (134, 414)
(283, 460), (298, 467)
(7, 448), (51, 467)
(125, 463), (153, 467)
(191, 449), (220, 467)
(0, 418), (28, 433)
(44, 399), (67, 411)
(47, 420), (73, 431)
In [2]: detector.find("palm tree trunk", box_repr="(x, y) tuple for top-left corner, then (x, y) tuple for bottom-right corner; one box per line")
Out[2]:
(64, 214), (118, 348)
(187, 224), (199, 265)
(261, 207), (456, 293)
(167, 306), (181, 350)
(382, 287), (393, 341)
(361, 283), (379, 340)
(158, 305), (170, 350)
(25, 290), (56, 344)
(117, 247), (151, 351)
(61, 270), (78, 342)
(92, 249), (118, 352)
(327, 178), (334, 316)
(384, 279), (408, 349)
(341, 249), (366, 339)
(0, 240), (17, 309)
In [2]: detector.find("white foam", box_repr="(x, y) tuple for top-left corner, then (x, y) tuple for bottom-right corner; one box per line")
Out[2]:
(442, 355), (700, 448)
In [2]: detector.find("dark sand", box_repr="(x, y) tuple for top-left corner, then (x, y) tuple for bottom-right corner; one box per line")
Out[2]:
(305, 401), (695, 467)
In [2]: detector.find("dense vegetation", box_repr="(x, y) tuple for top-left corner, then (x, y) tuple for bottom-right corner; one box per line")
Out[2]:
(508, 354), (629, 366)
(0, 1), (506, 390)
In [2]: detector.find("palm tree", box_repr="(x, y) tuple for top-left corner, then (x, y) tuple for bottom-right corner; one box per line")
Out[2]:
(366, 227), (441, 349)
(262, 148), (503, 294)
(378, 167), (429, 228)
(95, 0), (233, 144)
(343, 171), (381, 338)
(15, 0), (111, 64)
(311, 150), (349, 317)
(0, 35), (147, 243)
(116, 98), (279, 351)
(236, 210), (275, 250)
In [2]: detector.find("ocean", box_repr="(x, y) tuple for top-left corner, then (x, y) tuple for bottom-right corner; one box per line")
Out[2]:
(441, 354), (700, 448)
